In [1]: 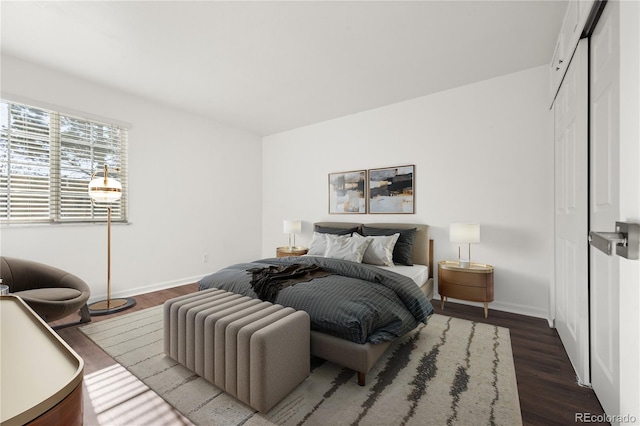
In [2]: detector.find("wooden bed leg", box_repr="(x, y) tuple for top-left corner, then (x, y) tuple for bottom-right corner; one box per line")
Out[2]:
(357, 372), (366, 386)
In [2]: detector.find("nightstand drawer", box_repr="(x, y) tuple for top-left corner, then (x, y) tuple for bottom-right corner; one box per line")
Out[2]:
(439, 283), (490, 303)
(439, 268), (488, 287)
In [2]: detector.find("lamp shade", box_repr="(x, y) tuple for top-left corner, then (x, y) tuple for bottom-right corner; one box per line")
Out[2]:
(283, 220), (302, 234)
(88, 176), (122, 203)
(450, 223), (480, 243)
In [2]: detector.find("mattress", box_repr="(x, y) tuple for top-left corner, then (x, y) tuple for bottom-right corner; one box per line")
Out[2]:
(377, 264), (429, 288)
(305, 255), (429, 289)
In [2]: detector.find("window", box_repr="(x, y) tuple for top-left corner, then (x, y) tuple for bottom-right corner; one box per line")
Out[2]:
(0, 100), (128, 224)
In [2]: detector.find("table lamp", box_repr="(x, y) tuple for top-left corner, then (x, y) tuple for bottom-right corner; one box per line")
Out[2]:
(450, 223), (480, 268)
(283, 220), (302, 250)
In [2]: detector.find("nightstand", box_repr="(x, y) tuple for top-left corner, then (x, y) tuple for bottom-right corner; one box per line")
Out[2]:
(438, 260), (494, 318)
(276, 247), (308, 258)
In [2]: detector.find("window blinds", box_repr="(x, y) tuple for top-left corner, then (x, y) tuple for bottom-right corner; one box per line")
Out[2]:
(0, 100), (128, 223)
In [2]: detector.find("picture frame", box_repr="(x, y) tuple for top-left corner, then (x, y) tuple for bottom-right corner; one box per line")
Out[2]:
(328, 170), (367, 214)
(368, 165), (415, 214)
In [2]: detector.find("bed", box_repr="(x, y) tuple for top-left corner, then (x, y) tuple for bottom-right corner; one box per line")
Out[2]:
(198, 222), (434, 385)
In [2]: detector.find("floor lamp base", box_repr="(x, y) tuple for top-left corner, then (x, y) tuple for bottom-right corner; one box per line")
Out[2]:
(88, 297), (136, 316)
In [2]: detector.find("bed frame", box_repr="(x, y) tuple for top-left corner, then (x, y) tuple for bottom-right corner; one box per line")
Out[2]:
(311, 222), (434, 386)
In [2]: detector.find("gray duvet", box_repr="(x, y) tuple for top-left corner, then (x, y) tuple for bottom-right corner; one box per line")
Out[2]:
(198, 256), (434, 344)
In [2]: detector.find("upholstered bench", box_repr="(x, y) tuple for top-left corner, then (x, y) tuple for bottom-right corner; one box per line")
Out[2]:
(163, 288), (310, 413)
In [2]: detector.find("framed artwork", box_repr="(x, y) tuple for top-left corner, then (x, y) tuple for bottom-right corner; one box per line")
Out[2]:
(328, 170), (366, 214)
(368, 165), (415, 214)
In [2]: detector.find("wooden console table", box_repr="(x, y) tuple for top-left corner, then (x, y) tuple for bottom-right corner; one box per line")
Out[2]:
(0, 295), (84, 426)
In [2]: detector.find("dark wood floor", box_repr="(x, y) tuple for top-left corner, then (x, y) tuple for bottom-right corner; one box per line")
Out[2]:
(52, 284), (606, 426)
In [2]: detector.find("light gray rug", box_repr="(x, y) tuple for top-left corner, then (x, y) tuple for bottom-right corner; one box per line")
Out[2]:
(80, 306), (522, 426)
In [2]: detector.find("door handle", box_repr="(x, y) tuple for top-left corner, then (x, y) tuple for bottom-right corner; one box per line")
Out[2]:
(589, 221), (640, 260)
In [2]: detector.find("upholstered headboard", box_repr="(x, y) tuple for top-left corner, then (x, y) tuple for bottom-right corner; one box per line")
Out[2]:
(313, 222), (433, 278)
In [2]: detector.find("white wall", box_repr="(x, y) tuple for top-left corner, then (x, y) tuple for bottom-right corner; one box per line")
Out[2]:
(263, 65), (553, 319)
(0, 56), (263, 302)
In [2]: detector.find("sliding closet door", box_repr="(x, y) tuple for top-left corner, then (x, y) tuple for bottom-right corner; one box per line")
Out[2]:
(554, 39), (589, 385)
(589, 0), (620, 415)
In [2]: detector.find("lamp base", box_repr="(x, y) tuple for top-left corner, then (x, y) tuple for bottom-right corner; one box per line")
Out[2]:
(458, 260), (471, 268)
(88, 297), (136, 316)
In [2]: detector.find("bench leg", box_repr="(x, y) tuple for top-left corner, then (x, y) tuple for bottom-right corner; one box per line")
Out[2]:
(357, 371), (366, 386)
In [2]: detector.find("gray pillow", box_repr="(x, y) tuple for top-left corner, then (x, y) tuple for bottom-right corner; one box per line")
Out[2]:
(314, 225), (359, 235)
(361, 226), (417, 265)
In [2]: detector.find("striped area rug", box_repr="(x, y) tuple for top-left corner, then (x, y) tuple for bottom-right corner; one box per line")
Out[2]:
(80, 306), (522, 425)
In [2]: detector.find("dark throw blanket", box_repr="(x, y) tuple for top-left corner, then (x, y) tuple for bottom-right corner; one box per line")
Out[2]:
(247, 263), (332, 303)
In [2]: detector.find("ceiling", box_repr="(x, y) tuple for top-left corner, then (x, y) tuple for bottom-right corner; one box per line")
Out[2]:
(1, 1), (567, 136)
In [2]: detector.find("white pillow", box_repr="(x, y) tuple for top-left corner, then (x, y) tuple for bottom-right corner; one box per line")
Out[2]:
(324, 234), (371, 263)
(353, 232), (400, 266)
(308, 232), (350, 256)
(307, 232), (328, 256)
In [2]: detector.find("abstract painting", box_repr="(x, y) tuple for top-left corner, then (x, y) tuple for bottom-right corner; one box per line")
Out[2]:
(328, 170), (366, 214)
(368, 165), (414, 214)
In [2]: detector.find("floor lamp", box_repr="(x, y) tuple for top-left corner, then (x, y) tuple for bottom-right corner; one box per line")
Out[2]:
(87, 164), (136, 316)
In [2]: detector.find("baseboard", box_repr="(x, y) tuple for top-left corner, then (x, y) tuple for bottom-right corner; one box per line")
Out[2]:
(432, 296), (549, 322)
(87, 275), (200, 304)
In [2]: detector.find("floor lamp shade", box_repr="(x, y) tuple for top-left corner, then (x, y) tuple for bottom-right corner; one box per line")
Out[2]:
(88, 176), (122, 203)
(87, 164), (135, 316)
(450, 223), (480, 267)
